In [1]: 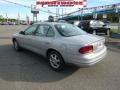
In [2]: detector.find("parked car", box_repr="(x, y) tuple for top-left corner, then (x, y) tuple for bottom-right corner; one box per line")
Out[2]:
(8, 22), (16, 25)
(21, 22), (28, 25)
(74, 20), (110, 35)
(57, 20), (68, 23)
(12, 22), (107, 71)
(0, 22), (8, 25)
(30, 21), (34, 25)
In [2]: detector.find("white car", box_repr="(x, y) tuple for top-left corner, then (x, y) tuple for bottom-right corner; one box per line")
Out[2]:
(12, 22), (107, 71)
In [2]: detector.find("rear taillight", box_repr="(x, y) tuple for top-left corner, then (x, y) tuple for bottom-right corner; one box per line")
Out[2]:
(79, 45), (93, 54)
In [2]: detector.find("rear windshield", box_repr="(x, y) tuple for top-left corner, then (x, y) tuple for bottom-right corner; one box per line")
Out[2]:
(90, 20), (105, 27)
(55, 24), (87, 37)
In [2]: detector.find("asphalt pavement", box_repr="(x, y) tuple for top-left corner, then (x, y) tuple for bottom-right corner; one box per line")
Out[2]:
(0, 25), (120, 90)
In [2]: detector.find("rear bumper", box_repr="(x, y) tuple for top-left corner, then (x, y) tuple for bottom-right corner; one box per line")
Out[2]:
(64, 46), (107, 67)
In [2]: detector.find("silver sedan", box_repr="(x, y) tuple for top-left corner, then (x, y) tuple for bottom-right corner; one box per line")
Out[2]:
(12, 22), (107, 71)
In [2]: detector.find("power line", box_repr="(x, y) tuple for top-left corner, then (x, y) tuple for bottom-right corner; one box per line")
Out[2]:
(0, 0), (56, 14)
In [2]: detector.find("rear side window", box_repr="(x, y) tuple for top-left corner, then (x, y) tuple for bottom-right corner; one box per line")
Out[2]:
(35, 25), (54, 37)
(46, 27), (54, 37)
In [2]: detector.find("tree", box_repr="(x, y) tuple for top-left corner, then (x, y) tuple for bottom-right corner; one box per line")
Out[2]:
(0, 15), (4, 22)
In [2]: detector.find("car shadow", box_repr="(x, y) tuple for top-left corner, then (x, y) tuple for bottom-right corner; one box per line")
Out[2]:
(0, 44), (79, 83)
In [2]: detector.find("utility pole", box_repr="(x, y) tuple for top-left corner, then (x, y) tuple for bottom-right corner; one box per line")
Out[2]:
(78, 8), (80, 21)
(62, 8), (64, 18)
(58, 7), (59, 18)
(65, 8), (66, 14)
(93, 8), (97, 20)
(56, 8), (58, 17)
(78, 15), (80, 21)
(116, 5), (120, 33)
(17, 13), (20, 24)
(56, 8), (60, 19)
(78, 8), (84, 21)
(26, 14), (30, 24)
(81, 8), (83, 21)
(6, 13), (8, 22)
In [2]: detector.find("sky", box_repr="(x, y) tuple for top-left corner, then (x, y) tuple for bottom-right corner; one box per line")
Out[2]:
(0, 0), (120, 21)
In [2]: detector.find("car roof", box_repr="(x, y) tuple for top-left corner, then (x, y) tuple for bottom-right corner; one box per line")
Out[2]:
(34, 22), (67, 25)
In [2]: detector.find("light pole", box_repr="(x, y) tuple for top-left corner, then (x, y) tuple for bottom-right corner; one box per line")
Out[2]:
(93, 8), (97, 20)
(62, 8), (64, 18)
(116, 5), (120, 33)
(78, 8), (83, 21)
(81, 8), (83, 21)
(78, 8), (80, 21)
(5, 13), (8, 22)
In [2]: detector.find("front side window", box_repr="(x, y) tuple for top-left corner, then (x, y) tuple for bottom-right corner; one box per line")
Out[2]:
(55, 24), (86, 37)
(24, 24), (38, 35)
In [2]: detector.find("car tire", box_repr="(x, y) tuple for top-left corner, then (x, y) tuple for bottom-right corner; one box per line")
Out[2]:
(93, 30), (97, 35)
(47, 51), (65, 71)
(13, 40), (21, 51)
(105, 29), (110, 35)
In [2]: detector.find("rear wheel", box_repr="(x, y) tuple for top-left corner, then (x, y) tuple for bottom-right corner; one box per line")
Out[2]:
(105, 29), (110, 35)
(13, 40), (21, 51)
(47, 51), (65, 71)
(93, 30), (97, 35)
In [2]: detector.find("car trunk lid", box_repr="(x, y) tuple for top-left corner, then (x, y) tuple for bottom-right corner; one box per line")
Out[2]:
(63, 34), (105, 53)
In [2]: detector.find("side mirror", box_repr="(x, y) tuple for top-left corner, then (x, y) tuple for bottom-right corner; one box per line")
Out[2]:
(19, 31), (25, 35)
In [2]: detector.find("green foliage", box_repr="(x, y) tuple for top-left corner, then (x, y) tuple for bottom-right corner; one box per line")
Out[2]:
(110, 29), (118, 34)
(0, 15), (17, 22)
(0, 15), (4, 22)
(107, 13), (120, 23)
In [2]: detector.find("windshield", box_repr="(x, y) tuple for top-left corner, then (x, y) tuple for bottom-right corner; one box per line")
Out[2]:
(55, 24), (87, 37)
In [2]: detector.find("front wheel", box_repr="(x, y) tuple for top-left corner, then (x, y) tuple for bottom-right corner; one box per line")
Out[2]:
(13, 40), (21, 51)
(47, 51), (65, 71)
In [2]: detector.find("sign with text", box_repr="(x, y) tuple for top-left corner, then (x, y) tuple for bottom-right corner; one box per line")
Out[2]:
(36, 0), (87, 8)
(31, 5), (39, 14)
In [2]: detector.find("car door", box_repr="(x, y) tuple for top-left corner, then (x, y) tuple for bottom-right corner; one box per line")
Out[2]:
(18, 24), (39, 50)
(30, 24), (55, 56)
